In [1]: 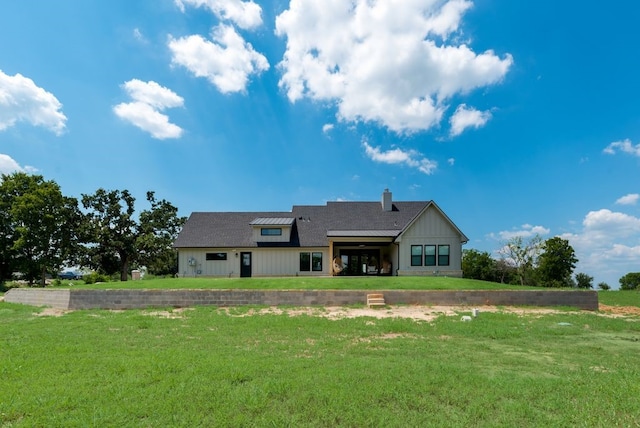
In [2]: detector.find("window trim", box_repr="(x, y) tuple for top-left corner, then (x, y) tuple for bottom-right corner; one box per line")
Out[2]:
(411, 245), (423, 266)
(424, 245), (436, 266)
(261, 227), (282, 236)
(206, 252), (227, 261)
(299, 252), (311, 272)
(438, 245), (450, 266)
(312, 252), (323, 272)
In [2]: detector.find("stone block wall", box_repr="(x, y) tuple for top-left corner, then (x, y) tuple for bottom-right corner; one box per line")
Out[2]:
(5, 288), (599, 311)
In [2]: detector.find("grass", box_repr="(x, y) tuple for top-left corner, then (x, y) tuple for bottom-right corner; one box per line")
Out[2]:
(1, 301), (639, 427)
(61, 276), (544, 291)
(598, 289), (640, 307)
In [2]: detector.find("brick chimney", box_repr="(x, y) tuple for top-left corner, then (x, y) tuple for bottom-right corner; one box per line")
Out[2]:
(381, 188), (392, 211)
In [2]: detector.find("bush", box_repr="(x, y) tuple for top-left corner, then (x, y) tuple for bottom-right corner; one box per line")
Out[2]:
(82, 272), (110, 285)
(597, 282), (610, 291)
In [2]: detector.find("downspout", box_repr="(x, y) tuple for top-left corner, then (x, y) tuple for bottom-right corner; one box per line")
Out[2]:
(394, 242), (400, 276)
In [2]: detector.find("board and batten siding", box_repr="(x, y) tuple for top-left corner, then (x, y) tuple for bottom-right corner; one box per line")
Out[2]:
(396, 205), (464, 277)
(178, 248), (329, 277)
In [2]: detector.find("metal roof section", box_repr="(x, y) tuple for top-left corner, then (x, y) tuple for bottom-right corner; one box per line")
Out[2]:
(249, 217), (295, 226)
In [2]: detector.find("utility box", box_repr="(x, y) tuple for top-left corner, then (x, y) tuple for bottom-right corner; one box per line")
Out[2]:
(131, 270), (141, 281)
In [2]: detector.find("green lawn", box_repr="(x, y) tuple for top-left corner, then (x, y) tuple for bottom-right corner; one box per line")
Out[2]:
(598, 289), (640, 307)
(65, 275), (541, 291)
(1, 299), (639, 427)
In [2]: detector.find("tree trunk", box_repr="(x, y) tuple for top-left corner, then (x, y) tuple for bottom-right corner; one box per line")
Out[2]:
(120, 254), (129, 281)
(40, 265), (47, 287)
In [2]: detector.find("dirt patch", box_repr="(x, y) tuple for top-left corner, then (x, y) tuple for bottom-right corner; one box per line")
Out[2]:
(34, 308), (69, 317)
(598, 304), (640, 317)
(31, 304), (639, 321)
(143, 308), (194, 319)
(217, 305), (576, 322)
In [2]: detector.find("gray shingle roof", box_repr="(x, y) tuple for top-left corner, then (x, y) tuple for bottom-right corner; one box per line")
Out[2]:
(173, 200), (458, 248)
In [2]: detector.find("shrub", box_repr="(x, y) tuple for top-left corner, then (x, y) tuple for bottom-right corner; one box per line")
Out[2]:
(597, 282), (610, 291)
(82, 272), (110, 285)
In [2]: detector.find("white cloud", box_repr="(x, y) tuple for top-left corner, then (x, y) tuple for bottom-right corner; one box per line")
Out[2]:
(0, 153), (37, 175)
(603, 139), (640, 157)
(363, 141), (437, 175)
(495, 224), (551, 240)
(113, 79), (184, 139)
(322, 123), (334, 134)
(169, 25), (269, 94)
(0, 70), (67, 135)
(449, 104), (492, 136)
(561, 209), (640, 287)
(175, 0), (262, 29)
(133, 28), (147, 43)
(275, 0), (512, 133)
(616, 193), (639, 205)
(447, 158), (455, 166)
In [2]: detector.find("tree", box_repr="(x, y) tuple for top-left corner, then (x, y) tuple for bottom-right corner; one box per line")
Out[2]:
(0, 173), (82, 285)
(499, 235), (543, 286)
(81, 189), (184, 281)
(597, 282), (610, 291)
(82, 189), (137, 281)
(537, 237), (578, 287)
(136, 192), (185, 276)
(619, 272), (640, 290)
(462, 249), (497, 281)
(574, 272), (593, 289)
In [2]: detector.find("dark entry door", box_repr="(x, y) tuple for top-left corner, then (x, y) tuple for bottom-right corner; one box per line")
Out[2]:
(341, 250), (380, 275)
(240, 252), (252, 277)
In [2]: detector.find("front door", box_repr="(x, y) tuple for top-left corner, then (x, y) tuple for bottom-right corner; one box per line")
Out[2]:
(240, 252), (252, 277)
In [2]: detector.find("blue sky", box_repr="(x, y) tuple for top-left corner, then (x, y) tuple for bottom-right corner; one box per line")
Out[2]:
(1, 0), (639, 287)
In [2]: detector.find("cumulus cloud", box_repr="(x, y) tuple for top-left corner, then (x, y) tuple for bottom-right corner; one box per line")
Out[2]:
(169, 25), (269, 94)
(275, 0), (512, 133)
(603, 139), (640, 157)
(449, 104), (492, 136)
(0, 70), (67, 135)
(616, 193), (639, 206)
(363, 141), (437, 175)
(113, 79), (184, 139)
(0, 153), (37, 175)
(175, 0), (262, 29)
(322, 123), (334, 134)
(561, 209), (640, 286)
(494, 224), (551, 240)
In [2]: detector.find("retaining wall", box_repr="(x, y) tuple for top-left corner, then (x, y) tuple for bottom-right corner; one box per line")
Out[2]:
(4, 288), (599, 311)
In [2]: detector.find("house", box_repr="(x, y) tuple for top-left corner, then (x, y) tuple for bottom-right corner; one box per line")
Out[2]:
(173, 189), (468, 278)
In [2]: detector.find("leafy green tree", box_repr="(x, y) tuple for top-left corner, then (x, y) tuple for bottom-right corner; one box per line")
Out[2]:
(619, 272), (640, 290)
(0, 173), (82, 285)
(81, 189), (184, 280)
(462, 249), (497, 281)
(597, 282), (610, 291)
(537, 237), (578, 287)
(574, 272), (593, 289)
(82, 189), (136, 281)
(499, 235), (543, 286)
(137, 192), (185, 276)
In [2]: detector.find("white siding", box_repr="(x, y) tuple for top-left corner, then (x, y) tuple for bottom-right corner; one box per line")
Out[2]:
(178, 248), (329, 277)
(396, 205), (464, 276)
(251, 226), (292, 243)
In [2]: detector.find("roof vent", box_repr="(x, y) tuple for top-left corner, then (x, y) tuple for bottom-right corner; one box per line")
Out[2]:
(382, 188), (392, 211)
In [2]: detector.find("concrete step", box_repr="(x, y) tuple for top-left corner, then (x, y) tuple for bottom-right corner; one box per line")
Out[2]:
(367, 293), (386, 307)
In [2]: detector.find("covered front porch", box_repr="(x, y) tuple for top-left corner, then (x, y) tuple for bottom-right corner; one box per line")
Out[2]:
(328, 231), (398, 276)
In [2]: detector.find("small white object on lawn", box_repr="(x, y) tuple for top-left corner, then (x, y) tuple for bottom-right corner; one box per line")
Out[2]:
(461, 315), (472, 322)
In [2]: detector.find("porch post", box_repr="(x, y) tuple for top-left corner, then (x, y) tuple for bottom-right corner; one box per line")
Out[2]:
(329, 239), (334, 275)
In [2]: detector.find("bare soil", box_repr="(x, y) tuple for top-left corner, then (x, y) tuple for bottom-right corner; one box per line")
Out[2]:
(31, 304), (640, 320)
